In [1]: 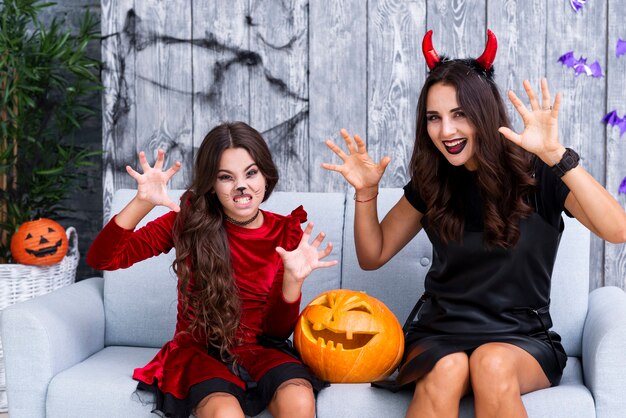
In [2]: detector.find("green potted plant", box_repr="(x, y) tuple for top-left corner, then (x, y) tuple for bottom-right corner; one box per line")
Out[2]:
(0, 2), (101, 409)
(0, 0), (102, 264)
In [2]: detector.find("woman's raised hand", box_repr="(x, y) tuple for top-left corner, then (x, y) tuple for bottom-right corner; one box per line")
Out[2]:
(322, 129), (391, 193)
(498, 78), (566, 166)
(126, 149), (182, 212)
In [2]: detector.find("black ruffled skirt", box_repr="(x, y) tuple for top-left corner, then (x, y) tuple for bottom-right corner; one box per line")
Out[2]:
(136, 362), (327, 417)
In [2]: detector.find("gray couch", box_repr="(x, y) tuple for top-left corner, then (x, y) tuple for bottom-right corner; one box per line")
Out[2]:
(3, 188), (626, 418)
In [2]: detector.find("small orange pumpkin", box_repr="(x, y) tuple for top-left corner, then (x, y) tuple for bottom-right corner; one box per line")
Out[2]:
(10, 219), (68, 266)
(294, 289), (404, 383)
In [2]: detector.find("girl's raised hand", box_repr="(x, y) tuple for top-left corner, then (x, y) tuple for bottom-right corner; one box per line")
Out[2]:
(498, 78), (566, 166)
(126, 149), (182, 212)
(276, 222), (337, 285)
(322, 129), (391, 192)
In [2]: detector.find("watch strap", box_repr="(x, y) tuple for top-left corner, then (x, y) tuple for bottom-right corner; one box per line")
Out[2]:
(551, 148), (580, 178)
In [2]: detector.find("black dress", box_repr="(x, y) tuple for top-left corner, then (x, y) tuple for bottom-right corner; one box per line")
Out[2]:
(381, 161), (569, 390)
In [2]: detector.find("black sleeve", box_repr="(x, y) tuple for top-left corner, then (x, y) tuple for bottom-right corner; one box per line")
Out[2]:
(403, 180), (427, 214)
(534, 158), (573, 228)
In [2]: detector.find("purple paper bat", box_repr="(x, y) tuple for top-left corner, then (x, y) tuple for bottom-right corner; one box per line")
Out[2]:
(603, 110), (621, 125)
(617, 38), (626, 57)
(558, 51), (576, 67)
(570, 0), (586, 12)
(602, 110), (626, 137)
(619, 177), (626, 195)
(558, 51), (603, 78)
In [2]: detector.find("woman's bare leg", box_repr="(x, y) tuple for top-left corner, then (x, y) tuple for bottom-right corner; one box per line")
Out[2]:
(470, 342), (550, 418)
(406, 352), (471, 418)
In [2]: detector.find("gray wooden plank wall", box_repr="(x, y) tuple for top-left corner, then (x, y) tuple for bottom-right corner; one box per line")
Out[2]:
(101, 0), (626, 291)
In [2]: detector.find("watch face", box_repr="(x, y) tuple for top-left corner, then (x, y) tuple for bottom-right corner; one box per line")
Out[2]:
(552, 148), (579, 177)
(552, 148), (580, 177)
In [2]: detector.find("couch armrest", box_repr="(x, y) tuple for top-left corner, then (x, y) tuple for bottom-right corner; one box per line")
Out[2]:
(1, 277), (105, 418)
(582, 286), (626, 418)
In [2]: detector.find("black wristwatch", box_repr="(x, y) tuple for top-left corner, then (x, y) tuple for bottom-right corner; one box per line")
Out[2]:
(551, 148), (579, 177)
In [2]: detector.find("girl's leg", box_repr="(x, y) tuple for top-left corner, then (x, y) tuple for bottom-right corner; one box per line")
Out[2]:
(469, 342), (550, 418)
(267, 378), (315, 418)
(194, 392), (245, 418)
(406, 352), (471, 418)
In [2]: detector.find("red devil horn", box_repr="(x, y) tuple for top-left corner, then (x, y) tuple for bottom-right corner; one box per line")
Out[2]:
(422, 30), (440, 70)
(476, 29), (497, 71)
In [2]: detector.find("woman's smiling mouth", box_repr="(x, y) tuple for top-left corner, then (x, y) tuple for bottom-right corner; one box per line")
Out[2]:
(443, 138), (467, 154)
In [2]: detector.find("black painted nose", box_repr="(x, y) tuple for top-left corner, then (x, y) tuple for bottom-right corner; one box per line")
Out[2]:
(236, 187), (245, 193)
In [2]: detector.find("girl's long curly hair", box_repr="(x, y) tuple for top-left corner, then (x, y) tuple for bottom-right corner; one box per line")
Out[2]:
(410, 60), (536, 248)
(172, 122), (278, 360)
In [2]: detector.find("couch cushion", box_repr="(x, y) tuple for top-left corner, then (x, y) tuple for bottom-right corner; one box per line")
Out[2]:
(45, 346), (270, 418)
(342, 188), (589, 357)
(47, 346), (160, 418)
(316, 357), (593, 418)
(103, 189), (184, 348)
(47, 347), (591, 418)
(550, 215), (589, 357)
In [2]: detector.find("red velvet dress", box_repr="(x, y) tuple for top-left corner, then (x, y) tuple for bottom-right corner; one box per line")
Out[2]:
(87, 206), (317, 416)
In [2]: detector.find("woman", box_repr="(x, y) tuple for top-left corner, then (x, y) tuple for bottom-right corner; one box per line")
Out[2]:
(322, 30), (626, 417)
(87, 122), (336, 418)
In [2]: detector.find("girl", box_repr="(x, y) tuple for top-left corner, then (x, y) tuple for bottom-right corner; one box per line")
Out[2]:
(88, 122), (336, 418)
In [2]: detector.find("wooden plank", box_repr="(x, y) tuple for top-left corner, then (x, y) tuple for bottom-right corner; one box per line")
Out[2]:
(309, 0), (367, 192)
(97, 1), (624, 294)
(604, 0), (626, 289)
(427, 0), (487, 61)
(368, 0), (425, 188)
(249, 0), (309, 192)
(133, 1), (192, 190)
(488, 0), (547, 133)
(100, 0), (136, 223)
(546, 0), (607, 290)
(192, 2), (250, 153)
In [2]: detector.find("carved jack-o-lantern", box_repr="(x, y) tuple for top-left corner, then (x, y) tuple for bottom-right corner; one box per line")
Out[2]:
(10, 219), (68, 266)
(294, 289), (404, 383)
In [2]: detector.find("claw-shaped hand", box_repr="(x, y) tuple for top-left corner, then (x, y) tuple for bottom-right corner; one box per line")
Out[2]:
(498, 79), (565, 165)
(276, 222), (337, 285)
(322, 128), (391, 192)
(126, 149), (182, 212)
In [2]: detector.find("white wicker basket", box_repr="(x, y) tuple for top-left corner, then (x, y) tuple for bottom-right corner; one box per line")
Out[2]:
(0, 226), (79, 412)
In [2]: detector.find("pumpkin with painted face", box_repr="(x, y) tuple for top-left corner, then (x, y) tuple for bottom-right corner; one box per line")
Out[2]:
(294, 289), (404, 383)
(10, 219), (68, 266)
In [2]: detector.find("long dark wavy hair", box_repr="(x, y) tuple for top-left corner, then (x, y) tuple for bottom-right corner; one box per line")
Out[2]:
(410, 60), (536, 248)
(172, 122), (279, 360)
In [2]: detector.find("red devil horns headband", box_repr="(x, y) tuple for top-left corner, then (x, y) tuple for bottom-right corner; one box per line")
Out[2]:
(422, 29), (498, 71)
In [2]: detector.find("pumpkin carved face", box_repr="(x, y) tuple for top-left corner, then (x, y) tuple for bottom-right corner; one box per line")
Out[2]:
(10, 219), (68, 266)
(294, 289), (404, 383)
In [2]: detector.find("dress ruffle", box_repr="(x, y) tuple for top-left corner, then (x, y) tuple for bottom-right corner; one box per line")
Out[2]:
(136, 378), (246, 418)
(136, 358), (326, 417)
(133, 335), (246, 399)
(284, 205), (308, 250)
